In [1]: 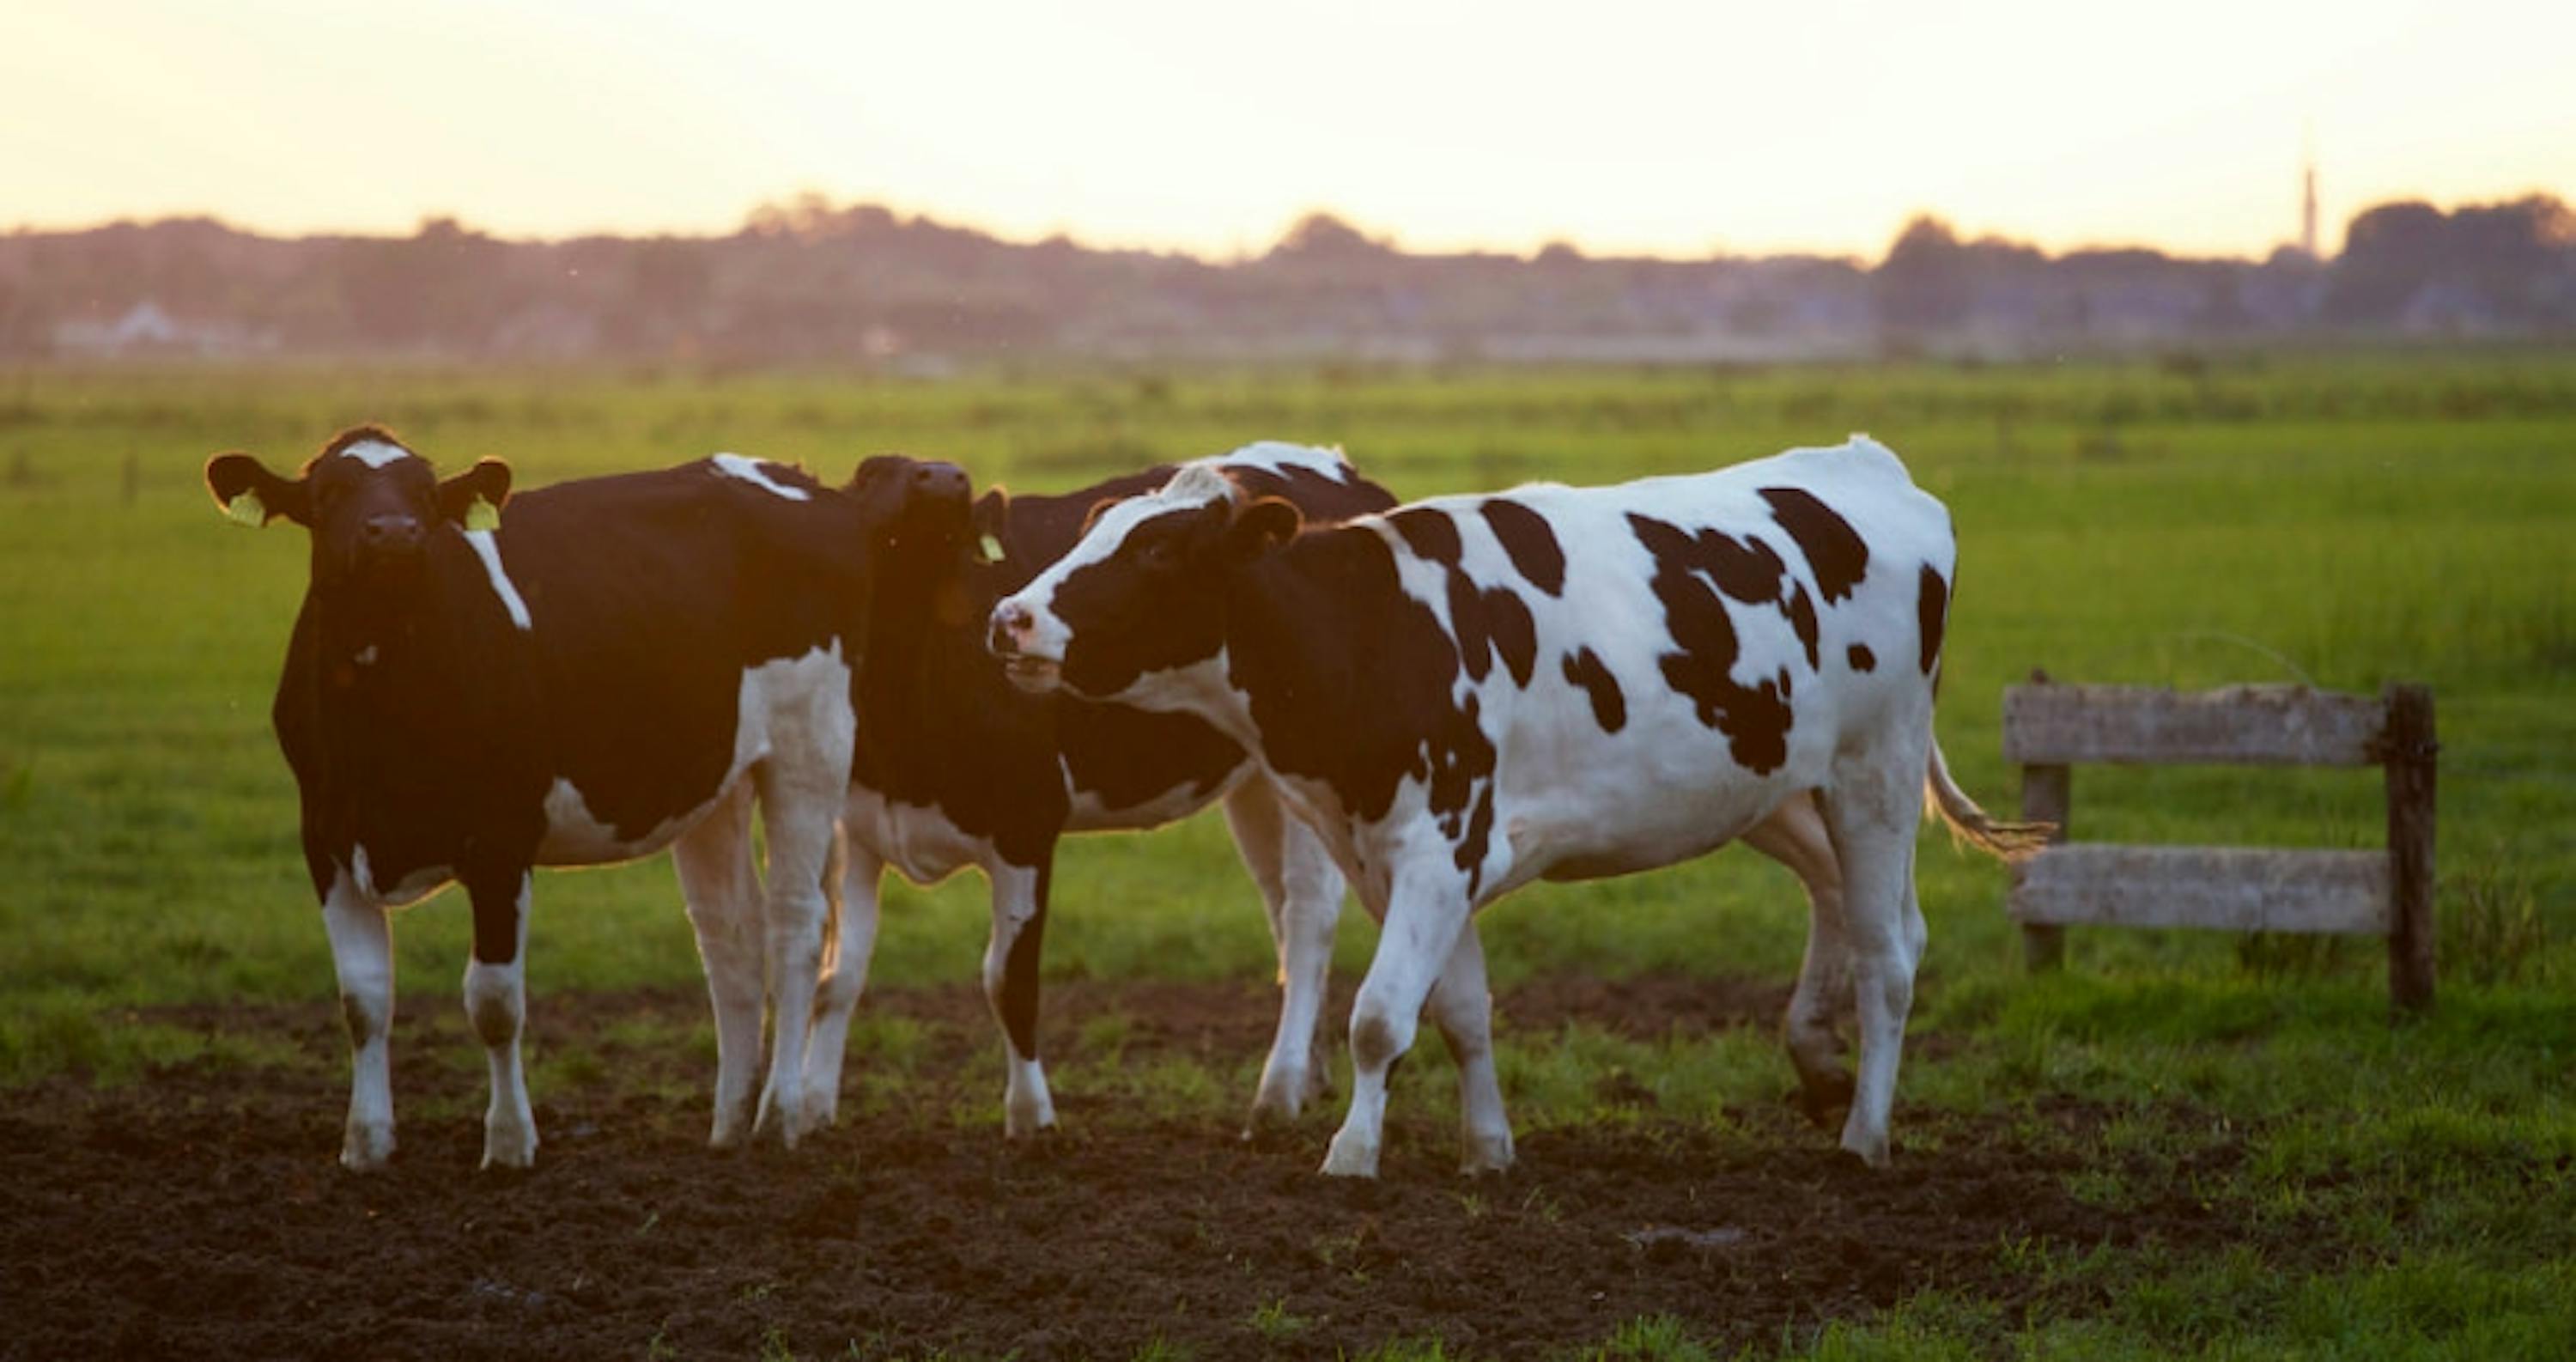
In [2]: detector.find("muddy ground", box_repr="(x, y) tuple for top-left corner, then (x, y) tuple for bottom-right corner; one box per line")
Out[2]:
(2, 978), (2280, 1360)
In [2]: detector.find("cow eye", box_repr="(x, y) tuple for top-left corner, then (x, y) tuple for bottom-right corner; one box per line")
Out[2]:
(1138, 538), (1177, 571)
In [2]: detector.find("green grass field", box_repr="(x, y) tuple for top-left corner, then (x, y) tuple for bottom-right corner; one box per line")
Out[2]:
(3, 354), (2572, 1358)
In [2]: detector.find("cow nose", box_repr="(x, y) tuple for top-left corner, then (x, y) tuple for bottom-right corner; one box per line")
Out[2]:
(361, 513), (423, 551)
(913, 462), (968, 499)
(990, 604), (1033, 655)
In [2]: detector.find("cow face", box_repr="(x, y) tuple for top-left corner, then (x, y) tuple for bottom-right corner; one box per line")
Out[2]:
(987, 465), (1300, 699)
(206, 426), (511, 593)
(844, 454), (976, 628)
(845, 454), (973, 558)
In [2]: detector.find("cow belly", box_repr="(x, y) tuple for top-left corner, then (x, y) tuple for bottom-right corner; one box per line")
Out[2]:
(1061, 757), (1247, 833)
(538, 643), (854, 867)
(1497, 750), (1807, 892)
(845, 786), (991, 885)
(538, 775), (723, 865)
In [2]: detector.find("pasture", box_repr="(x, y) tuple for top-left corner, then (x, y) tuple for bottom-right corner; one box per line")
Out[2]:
(2, 355), (2572, 1359)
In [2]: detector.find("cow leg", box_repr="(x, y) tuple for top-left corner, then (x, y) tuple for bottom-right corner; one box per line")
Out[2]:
(982, 860), (1057, 1136)
(1741, 793), (1856, 1124)
(672, 782), (764, 1148)
(321, 866), (397, 1170)
(1425, 921), (1513, 1174)
(1821, 742), (1931, 1170)
(802, 834), (884, 1127)
(1322, 865), (1472, 1178)
(1223, 778), (1345, 1129)
(750, 763), (848, 1149)
(463, 871), (537, 1170)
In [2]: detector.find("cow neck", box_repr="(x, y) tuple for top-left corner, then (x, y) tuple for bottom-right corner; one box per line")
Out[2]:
(302, 534), (487, 721)
(1218, 526), (1371, 775)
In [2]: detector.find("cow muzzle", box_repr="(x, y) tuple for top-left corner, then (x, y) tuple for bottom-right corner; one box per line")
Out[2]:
(987, 602), (1063, 693)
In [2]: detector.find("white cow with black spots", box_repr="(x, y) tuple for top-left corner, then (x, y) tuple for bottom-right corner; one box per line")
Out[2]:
(988, 435), (2045, 1175)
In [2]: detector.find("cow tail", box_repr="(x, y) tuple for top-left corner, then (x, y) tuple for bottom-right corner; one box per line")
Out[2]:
(817, 818), (848, 976)
(1923, 738), (2054, 862)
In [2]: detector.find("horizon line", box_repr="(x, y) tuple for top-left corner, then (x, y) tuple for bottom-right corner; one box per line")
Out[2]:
(13, 184), (2568, 265)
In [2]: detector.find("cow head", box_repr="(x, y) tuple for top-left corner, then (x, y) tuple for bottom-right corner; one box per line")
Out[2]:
(844, 454), (978, 627)
(987, 465), (1300, 699)
(205, 426), (511, 593)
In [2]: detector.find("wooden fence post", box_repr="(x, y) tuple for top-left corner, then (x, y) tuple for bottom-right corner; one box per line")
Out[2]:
(2384, 684), (2438, 1013)
(2020, 763), (2070, 972)
(2018, 666), (2069, 973)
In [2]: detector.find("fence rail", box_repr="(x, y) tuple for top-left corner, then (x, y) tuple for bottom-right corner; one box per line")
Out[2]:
(2003, 674), (2437, 1012)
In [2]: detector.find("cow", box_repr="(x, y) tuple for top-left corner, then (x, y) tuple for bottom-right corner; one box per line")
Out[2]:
(206, 425), (916, 1170)
(793, 443), (1396, 1136)
(988, 435), (2047, 1177)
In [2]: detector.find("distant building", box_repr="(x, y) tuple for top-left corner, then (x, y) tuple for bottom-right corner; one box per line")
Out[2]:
(52, 301), (270, 357)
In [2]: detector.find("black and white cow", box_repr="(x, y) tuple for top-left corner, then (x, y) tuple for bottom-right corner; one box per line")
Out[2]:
(791, 443), (1395, 1135)
(208, 426), (908, 1169)
(989, 435), (2045, 1176)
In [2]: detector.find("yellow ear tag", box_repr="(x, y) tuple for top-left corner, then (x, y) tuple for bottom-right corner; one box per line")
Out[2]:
(465, 496), (501, 532)
(224, 489), (267, 527)
(976, 533), (1005, 565)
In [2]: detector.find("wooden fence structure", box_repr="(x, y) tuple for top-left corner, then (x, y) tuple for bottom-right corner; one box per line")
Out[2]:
(2002, 673), (2439, 1012)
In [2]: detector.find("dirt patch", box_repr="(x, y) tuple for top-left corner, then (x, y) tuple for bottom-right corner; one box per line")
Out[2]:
(9, 980), (2275, 1361)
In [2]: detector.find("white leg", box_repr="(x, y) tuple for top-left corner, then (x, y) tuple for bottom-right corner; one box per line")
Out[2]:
(462, 872), (537, 1170)
(1821, 746), (1929, 1169)
(321, 866), (396, 1171)
(802, 833), (884, 1126)
(673, 783), (765, 1148)
(1742, 793), (1856, 1122)
(982, 860), (1057, 1136)
(1223, 779), (1346, 1128)
(750, 789), (840, 1149)
(1322, 862), (1473, 1178)
(1425, 922), (1513, 1174)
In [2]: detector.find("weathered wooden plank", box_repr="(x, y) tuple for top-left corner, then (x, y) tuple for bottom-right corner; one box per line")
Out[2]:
(2383, 684), (2439, 1012)
(2002, 684), (2389, 767)
(2009, 844), (2391, 934)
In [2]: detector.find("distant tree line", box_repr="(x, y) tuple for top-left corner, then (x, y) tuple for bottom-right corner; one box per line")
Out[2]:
(2, 191), (2569, 364)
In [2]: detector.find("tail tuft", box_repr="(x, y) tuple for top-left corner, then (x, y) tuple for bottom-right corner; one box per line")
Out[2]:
(1924, 739), (2056, 863)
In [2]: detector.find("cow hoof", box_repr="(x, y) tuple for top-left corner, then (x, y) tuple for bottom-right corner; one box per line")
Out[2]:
(1005, 1090), (1057, 1139)
(339, 1124), (395, 1172)
(1320, 1132), (1381, 1179)
(752, 1098), (811, 1149)
(482, 1122), (538, 1171)
(800, 1084), (843, 1129)
(1458, 1129), (1516, 1176)
(1245, 1080), (1306, 1132)
(1838, 1132), (1892, 1170)
(1792, 1070), (1856, 1130)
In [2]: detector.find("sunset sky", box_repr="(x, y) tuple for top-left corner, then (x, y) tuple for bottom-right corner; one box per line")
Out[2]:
(7, 0), (2571, 260)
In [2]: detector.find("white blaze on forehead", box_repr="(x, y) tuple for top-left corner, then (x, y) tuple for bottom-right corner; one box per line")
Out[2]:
(1008, 461), (1235, 622)
(710, 453), (811, 501)
(338, 440), (414, 469)
(462, 529), (533, 630)
(1204, 441), (1352, 482)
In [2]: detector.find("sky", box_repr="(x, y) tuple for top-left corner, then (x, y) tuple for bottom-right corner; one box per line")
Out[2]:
(6, 0), (2572, 260)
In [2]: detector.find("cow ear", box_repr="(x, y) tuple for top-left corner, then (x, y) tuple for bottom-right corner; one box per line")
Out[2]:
(1222, 496), (1302, 562)
(970, 488), (1011, 564)
(205, 453), (308, 527)
(439, 459), (512, 529)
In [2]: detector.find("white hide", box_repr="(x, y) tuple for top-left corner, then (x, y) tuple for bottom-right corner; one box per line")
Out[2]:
(538, 641), (853, 867)
(337, 439), (412, 469)
(1000, 434), (1957, 1176)
(461, 528), (532, 631)
(710, 453), (812, 502)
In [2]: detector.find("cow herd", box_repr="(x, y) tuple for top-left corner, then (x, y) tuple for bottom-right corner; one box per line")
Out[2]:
(206, 425), (2044, 1177)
